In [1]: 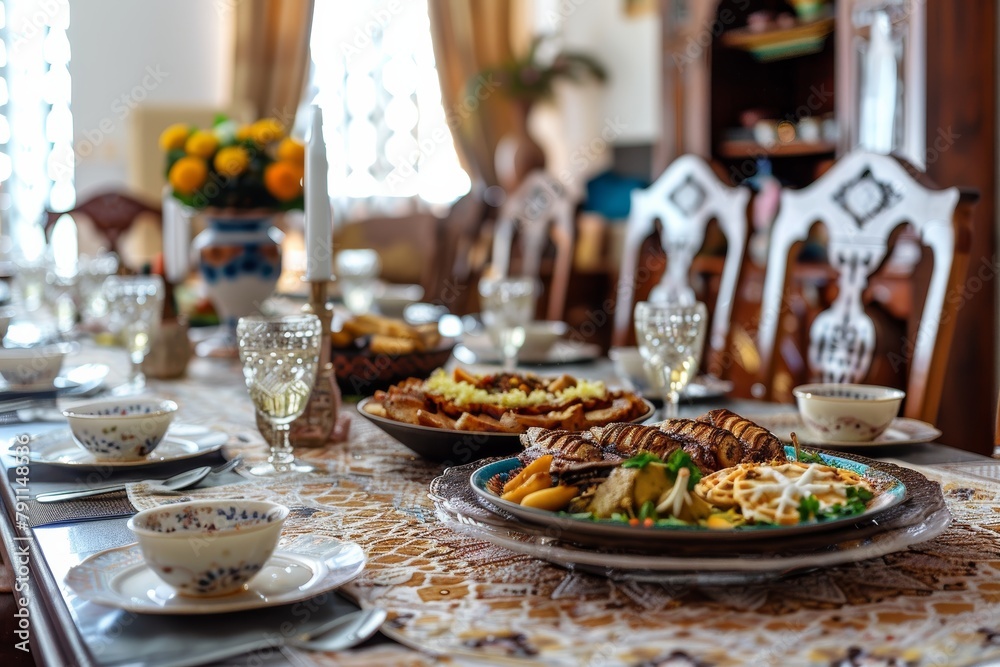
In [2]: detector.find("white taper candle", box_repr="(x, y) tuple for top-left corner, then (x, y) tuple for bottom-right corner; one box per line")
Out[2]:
(304, 105), (332, 281)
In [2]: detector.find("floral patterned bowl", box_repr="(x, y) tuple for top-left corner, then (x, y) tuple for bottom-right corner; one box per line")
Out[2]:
(792, 383), (906, 442)
(63, 398), (178, 461)
(127, 500), (289, 597)
(0, 343), (68, 388)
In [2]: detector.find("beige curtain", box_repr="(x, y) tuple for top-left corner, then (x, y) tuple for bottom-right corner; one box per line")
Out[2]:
(232, 0), (314, 122)
(428, 0), (533, 186)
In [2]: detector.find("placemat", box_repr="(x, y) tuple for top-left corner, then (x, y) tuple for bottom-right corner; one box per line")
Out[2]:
(129, 412), (1000, 667)
(25, 491), (136, 528)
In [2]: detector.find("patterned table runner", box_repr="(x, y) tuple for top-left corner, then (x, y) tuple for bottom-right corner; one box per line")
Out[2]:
(127, 407), (1000, 667)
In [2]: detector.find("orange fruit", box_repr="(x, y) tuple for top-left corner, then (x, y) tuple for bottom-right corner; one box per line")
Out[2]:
(159, 123), (190, 151)
(185, 130), (219, 159)
(249, 118), (285, 145)
(213, 146), (251, 178)
(276, 138), (305, 164)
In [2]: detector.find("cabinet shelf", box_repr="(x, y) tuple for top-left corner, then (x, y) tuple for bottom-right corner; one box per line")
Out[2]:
(717, 139), (836, 159)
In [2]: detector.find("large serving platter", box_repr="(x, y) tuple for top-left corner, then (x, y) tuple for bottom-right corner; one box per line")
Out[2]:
(429, 451), (950, 582)
(467, 446), (907, 548)
(358, 396), (655, 464)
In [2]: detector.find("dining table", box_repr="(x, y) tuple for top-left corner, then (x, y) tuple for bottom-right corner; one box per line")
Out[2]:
(4, 340), (1000, 667)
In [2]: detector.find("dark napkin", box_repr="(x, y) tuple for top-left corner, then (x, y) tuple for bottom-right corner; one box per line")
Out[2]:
(23, 491), (136, 528)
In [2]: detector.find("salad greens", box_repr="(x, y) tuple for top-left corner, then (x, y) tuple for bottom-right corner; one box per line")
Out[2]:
(798, 486), (875, 522)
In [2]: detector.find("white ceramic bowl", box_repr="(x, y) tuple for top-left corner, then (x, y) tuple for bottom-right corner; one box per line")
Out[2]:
(520, 321), (569, 358)
(375, 283), (425, 319)
(792, 383), (905, 442)
(609, 346), (655, 393)
(0, 344), (68, 387)
(127, 500), (289, 597)
(63, 398), (178, 460)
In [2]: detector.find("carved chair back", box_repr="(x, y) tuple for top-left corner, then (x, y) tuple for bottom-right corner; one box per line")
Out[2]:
(45, 191), (161, 261)
(490, 170), (576, 321)
(757, 151), (974, 422)
(613, 155), (750, 370)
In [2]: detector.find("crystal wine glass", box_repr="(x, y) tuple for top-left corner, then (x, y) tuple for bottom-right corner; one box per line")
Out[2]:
(634, 300), (708, 419)
(103, 275), (165, 392)
(237, 314), (322, 476)
(478, 276), (536, 372)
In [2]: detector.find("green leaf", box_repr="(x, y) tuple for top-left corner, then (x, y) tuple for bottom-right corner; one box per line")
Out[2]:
(212, 113), (230, 127)
(654, 516), (690, 527)
(798, 495), (821, 522)
(797, 449), (826, 464)
(621, 452), (662, 469)
(638, 500), (657, 522)
(663, 449), (702, 490)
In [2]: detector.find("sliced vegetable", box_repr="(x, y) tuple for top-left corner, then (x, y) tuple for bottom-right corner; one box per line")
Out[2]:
(521, 484), (579, 511)
(796, 449), (826, 465)
(502, 455), (553, 494)
(501, 472), (552, 503)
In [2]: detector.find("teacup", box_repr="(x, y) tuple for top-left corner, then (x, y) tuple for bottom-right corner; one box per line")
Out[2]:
(0, 344), (68, 388)
(63, 398), (178, 460)
(127, 500), (289, 597)
(520, 321), (568, 358)
(792, 383), (905, 442)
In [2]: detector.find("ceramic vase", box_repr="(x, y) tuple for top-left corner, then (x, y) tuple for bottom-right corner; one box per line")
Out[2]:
(192, 210), (284, 341)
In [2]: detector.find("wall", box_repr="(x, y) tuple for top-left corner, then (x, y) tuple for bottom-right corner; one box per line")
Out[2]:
(531, 0), (660, 191)
(68, 0), (234, 197)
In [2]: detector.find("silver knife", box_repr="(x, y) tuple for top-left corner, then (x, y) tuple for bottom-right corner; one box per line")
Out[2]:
(112, 608), (387, 667)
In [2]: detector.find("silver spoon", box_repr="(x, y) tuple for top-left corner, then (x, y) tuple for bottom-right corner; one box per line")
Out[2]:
(35, 465), (213, 503)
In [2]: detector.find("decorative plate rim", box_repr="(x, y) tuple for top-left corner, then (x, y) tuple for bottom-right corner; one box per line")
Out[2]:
(11, 426), (227, 468)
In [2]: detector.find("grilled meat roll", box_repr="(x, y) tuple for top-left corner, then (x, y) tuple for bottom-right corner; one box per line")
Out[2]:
(697, 409), (785, 462)
(590, 423), (720, 474)
(658, 419), (744, 468)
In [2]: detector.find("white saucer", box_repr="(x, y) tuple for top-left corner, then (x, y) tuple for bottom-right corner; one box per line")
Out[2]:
(0, 363), (109, 397)
(454, 340), (603, 365)
(14, 424), (227, 468)
(745, 412), (943, 448)
(66, 534), (366, 614)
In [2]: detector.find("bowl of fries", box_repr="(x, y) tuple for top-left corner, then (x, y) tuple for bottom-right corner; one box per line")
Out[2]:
(331, 313), (455, 395)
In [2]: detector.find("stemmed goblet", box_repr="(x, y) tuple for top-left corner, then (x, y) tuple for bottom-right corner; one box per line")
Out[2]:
(237, 314), (322, 476)
(478, 276), (536, 372)
(103, 275), (165, 392)
(634, 300), (708, 419)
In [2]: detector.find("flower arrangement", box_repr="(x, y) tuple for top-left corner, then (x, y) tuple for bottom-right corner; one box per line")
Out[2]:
(477, 36), (606, 102)
(159, 116), (306, 210)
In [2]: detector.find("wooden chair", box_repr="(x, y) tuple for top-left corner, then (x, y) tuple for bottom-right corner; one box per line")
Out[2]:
(335, 213), (442, 295)
(490, 170), (576, 321)
(757, 150), (976, 423)
(612, 155), (750, 370)
(44, 191), (162, 268)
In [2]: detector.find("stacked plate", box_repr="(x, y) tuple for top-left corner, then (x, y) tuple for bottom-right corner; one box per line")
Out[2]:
(429, 448), (951, 584)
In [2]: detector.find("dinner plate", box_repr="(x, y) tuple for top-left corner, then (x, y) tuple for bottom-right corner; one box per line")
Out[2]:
(430, 453), (950, 581)
(0, 363), (109, 400)
(468, 447), (907, 547)
(453, 340), (603, 366)
(65, 534), (366, 614)
(357, 396), (655, 465)
(744, 412), (942, 448)
(13, 424), (227, 468)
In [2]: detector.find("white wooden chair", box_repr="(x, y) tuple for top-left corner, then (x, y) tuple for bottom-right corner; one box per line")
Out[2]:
(757, 150), (975, 422)
(612, 155), (750, 366)
(490, 170), (576, 321)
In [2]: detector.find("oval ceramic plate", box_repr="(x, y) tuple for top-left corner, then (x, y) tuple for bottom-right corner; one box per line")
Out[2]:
(358, 396), (655, 464)
(469, 446), (907, 546)
(65, 534), (366, 614)
(744, 412), (942, 448)
(13, 424), (227, 468)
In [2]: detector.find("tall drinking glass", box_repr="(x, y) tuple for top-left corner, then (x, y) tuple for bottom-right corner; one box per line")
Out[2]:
(103, 275), (165, 392)
(336, 249), (381, 315)
(634, 300), (707, 419)
(478, 276), (536, 372)
(237, 314), (321, 476)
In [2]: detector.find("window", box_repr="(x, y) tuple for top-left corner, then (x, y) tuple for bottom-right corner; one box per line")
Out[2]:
(0, 0), (74, 260)
(305, 0), (469, 214)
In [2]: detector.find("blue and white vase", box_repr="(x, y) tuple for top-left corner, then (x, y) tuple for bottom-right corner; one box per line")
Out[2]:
(192, 210), (284, 335)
